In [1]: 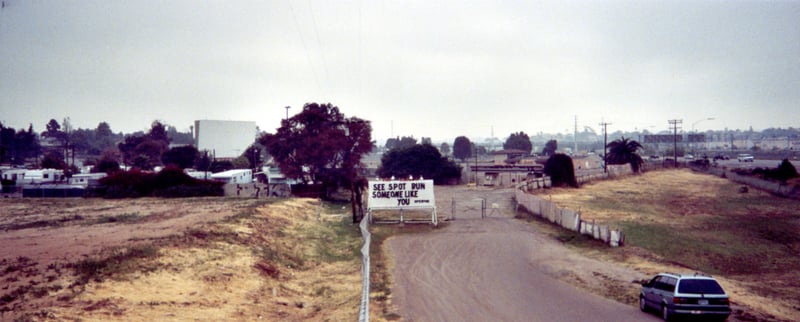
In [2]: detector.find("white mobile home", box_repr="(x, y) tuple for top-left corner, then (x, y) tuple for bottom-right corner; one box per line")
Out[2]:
(23, 169), (66, 184)
(211, 169), (253, 184)
(69, 173), (107, 188)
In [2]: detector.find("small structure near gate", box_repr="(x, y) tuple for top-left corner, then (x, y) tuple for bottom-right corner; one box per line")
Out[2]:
(367, 178), (437, 226)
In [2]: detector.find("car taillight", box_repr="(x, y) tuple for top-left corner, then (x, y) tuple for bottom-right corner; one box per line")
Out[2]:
(673, 297), (691, 304)
(712, 298), (729, 305)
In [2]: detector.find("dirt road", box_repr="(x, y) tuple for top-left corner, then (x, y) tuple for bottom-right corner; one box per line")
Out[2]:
(388, 187), (658, 321)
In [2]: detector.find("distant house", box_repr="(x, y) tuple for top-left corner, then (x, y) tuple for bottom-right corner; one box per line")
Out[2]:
(210, 169), (253, 184)
(571, 154), (603, 171)
(491, 149), (528, 165)
(469, 150), (544, 187)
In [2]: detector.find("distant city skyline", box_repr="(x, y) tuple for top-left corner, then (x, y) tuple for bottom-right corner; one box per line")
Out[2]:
(1, 1), (798, 143)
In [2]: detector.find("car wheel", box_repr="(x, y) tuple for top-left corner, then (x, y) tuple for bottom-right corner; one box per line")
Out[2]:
(639, 297), (647, 312)
(661, 305), (670, 321)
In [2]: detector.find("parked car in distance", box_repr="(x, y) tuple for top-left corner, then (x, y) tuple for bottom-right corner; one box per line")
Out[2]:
(685, 154), (695, 160)
(737, 154), (755, 162)
(640, 272), (731, 321)
(713, 154), (730, 160)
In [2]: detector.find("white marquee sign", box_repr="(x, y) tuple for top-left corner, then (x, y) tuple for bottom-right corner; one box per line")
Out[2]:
(367, 179), (435, 209)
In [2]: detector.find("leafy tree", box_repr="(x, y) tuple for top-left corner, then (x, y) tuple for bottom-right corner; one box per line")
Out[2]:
(167, 125), (194, 145)
(439, 142), (451, 156)
(118, 135), (146, 167)
(162, 145), (199, 169)
(44, 119), (62, 139)
(544, 153), (577, 187)
(94, 149), (121, 174)
(453, 136), (472, 161)
(195, 151), (212, 172)
(232, 156), (251, 169)
(605, 136), (644, 173)
(377, 144), (462, 184)
(118, 121), (171, 170)
(386, 136), (417, 151)
(259, 102), (374, 201)
(147, 120), (170, 146)
(41, 150), (66, 169)
(13, 125), (40, 166)
(209, 160), (234, 173)
(542, 139), (558, 156)
(504, 131), (532, 154)
(0, 122), (14, 163)
(95, 122), (117, 152)
(243, 144), (265, 169)
(133, 140), (166, 170)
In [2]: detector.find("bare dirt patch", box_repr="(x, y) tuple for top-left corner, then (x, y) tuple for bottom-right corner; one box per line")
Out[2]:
(0, 197), (363, 321)
(530, 169), (800, 321)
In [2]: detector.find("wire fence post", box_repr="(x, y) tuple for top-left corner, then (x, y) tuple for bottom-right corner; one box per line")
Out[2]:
(451, 197), (456, 220)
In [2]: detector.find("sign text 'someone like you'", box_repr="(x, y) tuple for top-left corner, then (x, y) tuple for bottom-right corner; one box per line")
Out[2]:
(367, 179), (435, 209)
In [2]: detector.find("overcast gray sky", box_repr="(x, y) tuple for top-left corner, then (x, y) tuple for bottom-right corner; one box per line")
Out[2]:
(1, 0), (798, 142)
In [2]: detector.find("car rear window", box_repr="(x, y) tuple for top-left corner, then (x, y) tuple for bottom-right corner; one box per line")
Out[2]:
(677, 279), (725, 294)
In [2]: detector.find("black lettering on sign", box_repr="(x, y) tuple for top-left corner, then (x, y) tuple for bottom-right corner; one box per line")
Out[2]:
(411, 182), (426, 190)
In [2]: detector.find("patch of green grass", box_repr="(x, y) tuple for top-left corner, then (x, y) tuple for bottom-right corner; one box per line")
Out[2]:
(310, 216), (361, 263)
(619, 220), (800, 275)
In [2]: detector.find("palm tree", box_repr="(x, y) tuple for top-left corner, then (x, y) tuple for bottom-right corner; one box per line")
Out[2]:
(605, 137), (644, 173)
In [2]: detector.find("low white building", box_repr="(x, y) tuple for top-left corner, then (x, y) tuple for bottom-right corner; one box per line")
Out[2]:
(69, 173), (107, 188)
(211, 169), (253, 184)
(22, 169), (66, 184)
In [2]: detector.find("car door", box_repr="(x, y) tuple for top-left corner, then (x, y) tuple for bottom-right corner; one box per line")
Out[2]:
(651, 276), (671, 306)
(642, 276), (661, 307)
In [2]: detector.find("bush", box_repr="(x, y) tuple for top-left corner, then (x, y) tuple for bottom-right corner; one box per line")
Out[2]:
(98, 168), (223, 198)
(99, 169), (156, 198)
(544, 154), (578, 187)
(776, 159), (798, 181)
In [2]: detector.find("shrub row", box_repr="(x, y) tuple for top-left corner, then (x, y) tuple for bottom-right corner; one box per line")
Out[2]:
(96, 166), (224, 198)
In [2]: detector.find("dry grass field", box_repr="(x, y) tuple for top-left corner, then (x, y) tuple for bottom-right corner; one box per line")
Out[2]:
(0, 197), (364, 321)
(532, 169), (800, 321)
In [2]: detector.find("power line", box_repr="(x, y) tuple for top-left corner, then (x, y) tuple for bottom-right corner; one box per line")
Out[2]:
(306, 0), (330, 89)
(286, 0), (322, 94)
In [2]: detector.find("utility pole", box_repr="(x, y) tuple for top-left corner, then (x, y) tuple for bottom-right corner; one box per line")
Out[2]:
(599, 121), (611, 173)
(669, 119), (683, 167)
(285, 106), (291, 120)
(574, 115), (578, 155)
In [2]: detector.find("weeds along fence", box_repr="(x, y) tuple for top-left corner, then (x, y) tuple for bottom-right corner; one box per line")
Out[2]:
(358, 213), (371, 322)
(697, 165), (800, 199)
(515, 189), (624, 247)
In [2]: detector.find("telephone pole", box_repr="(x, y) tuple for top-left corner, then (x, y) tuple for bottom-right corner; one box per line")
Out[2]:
(599, 121), (611, 173)
(669, 119), (683, 167)
(574, 115), (578, 154)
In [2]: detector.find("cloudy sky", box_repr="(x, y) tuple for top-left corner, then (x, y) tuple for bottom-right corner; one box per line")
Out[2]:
(1, 0), (798, 142)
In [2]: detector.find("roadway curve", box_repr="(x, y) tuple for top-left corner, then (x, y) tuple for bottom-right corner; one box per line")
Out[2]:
(388, 217), (660, 321)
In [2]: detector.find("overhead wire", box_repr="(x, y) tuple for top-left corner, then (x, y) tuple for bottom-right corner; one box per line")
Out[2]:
(306, 0), (330, 92)
(286, 0), (323, 95)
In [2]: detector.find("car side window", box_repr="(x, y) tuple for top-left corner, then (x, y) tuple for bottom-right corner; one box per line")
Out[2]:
(654, 276), (669, 291)
(665, 277), (677, 292)
(646, 276), (658, 287)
